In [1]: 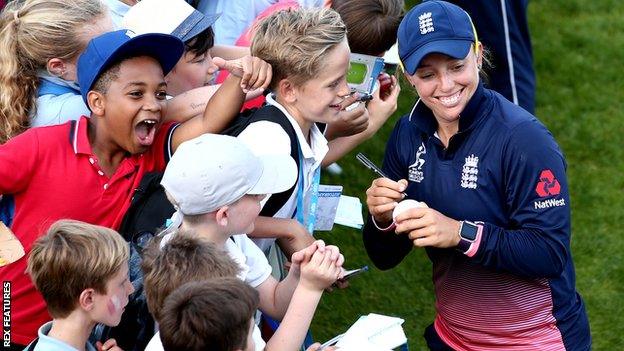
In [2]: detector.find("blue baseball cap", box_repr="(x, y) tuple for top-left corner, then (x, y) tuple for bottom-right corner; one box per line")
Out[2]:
(77, 30), (184, 104)
(398, 1), (476, 75)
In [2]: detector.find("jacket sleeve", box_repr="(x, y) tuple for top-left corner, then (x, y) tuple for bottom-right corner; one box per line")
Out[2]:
(470, 119), (572, 279)
(362, 117), (414, 270)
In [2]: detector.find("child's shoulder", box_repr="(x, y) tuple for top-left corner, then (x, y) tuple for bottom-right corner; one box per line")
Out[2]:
(32, 321), (98, 351)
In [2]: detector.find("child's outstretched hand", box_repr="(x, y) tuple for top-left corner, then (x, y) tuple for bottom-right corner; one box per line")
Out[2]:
(213, 56), (272, 93)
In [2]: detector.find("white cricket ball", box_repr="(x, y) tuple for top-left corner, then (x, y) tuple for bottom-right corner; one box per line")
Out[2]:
(392, 199), (425, 220)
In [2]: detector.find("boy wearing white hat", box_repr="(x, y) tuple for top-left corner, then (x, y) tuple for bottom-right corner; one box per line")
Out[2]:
(158, 134), (344, 351)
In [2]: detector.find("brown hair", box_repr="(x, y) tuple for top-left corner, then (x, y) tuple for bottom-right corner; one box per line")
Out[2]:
(332, 0), (404, 56)
(142, 231), (240, 322)
(27, 220), (129, 318)
(160, 278), (259, 351)
(251, 7), (346, 89)
(0, 0), (108, 143)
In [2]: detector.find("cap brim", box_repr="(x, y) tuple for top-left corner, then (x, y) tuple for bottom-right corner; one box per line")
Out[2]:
(175, 12), (220, 42)
(402, 39), (472, 75)
(248, 154), (297, 195)
(107, 33), (184, 76)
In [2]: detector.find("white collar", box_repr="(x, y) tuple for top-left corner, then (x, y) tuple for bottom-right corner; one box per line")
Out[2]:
(265, 94), (328, 162)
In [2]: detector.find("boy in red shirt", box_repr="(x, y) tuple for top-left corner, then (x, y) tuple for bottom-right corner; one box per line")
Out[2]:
(0, 29), (271, 348)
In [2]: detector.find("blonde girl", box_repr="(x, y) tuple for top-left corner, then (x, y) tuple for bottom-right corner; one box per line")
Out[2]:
(0, 0), (112, 144)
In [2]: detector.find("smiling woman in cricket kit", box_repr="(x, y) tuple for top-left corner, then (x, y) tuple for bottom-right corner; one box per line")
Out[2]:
(362, 1), (591, 350)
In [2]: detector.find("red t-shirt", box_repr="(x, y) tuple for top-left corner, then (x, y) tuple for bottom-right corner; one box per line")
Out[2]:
(0, 116), (177, 345)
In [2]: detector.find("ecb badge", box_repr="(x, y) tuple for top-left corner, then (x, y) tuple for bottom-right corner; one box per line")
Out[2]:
(461, 154), (479, 189)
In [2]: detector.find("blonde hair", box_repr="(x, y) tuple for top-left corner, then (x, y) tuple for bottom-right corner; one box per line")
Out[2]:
(142, 231), (240, 322)
(27, 220), (129, 318)
(0, 0), (107, 144)
(251, 7), (347, 89)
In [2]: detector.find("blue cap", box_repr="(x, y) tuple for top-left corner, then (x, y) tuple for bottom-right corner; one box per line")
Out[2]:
(398, 1), (476, 74)
(77, 30), (184, 104)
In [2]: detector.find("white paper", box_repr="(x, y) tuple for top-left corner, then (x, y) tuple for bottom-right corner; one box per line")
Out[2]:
(334, 313), (407, 351)
(334, 195), (364, 229)
(314, 185), (343, 231)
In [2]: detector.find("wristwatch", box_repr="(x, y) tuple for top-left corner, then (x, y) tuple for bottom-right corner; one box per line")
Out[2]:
(456, 220), (479, 253)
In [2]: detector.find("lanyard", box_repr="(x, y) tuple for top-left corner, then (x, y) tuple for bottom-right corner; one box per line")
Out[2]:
(295, 146), (321, 234)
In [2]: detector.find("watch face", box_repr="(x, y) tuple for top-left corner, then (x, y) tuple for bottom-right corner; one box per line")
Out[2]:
(461, 222), (478, 241)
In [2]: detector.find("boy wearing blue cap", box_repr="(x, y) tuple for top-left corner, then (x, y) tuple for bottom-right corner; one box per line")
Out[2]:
(0, 29), (271, 347)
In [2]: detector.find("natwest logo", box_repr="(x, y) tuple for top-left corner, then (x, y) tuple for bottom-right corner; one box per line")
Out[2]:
(534, 198), (566, 209)
(535, 169), (560, 197)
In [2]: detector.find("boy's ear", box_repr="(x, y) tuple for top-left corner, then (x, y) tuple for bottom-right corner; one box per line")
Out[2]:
(87, 91), (106, 116)
(46, 58), (68, 78)
(215, 206), (230, 227)
(277, 78), (298, 104)
(78, 288), (96, 311)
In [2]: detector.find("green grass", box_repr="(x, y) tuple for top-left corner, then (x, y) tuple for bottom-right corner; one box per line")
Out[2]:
(310, 1), (624, 349)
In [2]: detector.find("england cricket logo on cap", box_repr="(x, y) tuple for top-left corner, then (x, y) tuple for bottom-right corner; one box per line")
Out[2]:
(419, 12), (434, 35)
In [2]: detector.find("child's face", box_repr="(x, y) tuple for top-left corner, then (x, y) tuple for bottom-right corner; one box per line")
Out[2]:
(227, 194), (265, 234)
(99, 56), (168, 154)
(165, 50), (218, 96)
(92, 262), (134, 326)
(290, 39), (351, 124)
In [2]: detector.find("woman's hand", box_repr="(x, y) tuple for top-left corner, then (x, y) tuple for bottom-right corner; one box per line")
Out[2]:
(394, 205), (461, 248)
(365, 177), (407, 225)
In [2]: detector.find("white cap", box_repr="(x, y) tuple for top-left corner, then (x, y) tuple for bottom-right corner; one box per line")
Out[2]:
(161, 134), (297, 215)
(122, 0), (219, 43)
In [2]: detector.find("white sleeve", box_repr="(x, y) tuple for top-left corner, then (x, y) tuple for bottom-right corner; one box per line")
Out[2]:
(213, 0), (274, 45)
(235, 234), (273, 288)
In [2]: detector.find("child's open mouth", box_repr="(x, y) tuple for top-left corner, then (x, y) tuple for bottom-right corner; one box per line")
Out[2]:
(329, 103), (342, 111)
(135, 119), (158, 146)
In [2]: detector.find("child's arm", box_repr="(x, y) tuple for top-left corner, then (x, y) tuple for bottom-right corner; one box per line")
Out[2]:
(249, 216), (315, 258)
(164, 85), (264, 123)
(255, 241), (342, 320)
(211, 44), (251, 60)
(322, 76), (400, 167)
(170, 55), (272, 152)
(264, 244), (343, 351)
